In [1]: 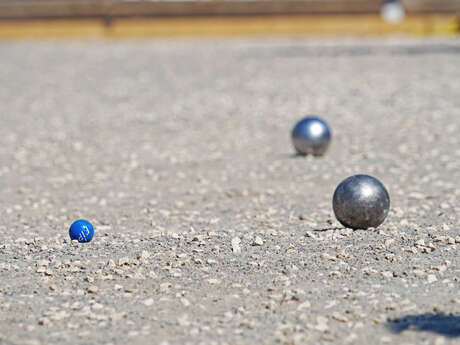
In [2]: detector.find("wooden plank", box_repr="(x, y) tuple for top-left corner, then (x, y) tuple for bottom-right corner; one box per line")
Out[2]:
(108, 1), (382, 17)
(108, 15), (459, 36)
(0, 15), (458, 39)
(0, 19), (105, 37)
(0, 0), (459, 20)
(0, 0), (382, 20)
(0, 0), (107, 19)
(403, 0), (460, 14)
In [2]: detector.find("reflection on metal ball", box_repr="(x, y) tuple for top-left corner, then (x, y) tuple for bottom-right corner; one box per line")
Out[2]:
(333, 174), (390, 230)
(291, 117), (331, 156)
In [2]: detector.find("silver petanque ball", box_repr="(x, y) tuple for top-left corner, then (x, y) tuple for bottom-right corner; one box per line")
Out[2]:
(333, 174), (390, 230)
(291, 117), (331, 156)
(381, 0), (405, 23)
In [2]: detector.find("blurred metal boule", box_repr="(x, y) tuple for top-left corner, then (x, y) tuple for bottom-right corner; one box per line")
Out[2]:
(381, 0), (405, 23)
(291, 117), (331, 156)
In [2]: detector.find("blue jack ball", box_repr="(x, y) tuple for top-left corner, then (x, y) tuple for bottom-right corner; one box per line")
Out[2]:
(292, 117), (331, 156)
(69, 219), (94, 243)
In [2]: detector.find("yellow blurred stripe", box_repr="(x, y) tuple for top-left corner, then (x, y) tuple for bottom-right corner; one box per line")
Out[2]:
(0, 20), (105, 39)
(109, 15), (460, 37)
(0, 15), (458, 39)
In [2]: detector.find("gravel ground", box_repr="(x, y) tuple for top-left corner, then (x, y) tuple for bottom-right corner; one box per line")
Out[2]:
(0, 36), (459, 345)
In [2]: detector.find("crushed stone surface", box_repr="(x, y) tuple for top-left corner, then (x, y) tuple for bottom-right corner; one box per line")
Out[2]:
(0, 36), (459, 345)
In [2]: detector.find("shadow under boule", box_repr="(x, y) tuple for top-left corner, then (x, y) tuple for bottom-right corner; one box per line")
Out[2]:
(387, 313), (460, 338)
(312, 227), (344, 232)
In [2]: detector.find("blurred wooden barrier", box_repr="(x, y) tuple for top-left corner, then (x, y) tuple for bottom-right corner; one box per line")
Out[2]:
(0, 0), (460, 20)
(403, 0), (460, 14)
(0, 1), (380, 19)
(108, 1), (382, 17)
(0, 15), (458, 38)
(0, 1), (106, 19)
(0, 0), (459, 39)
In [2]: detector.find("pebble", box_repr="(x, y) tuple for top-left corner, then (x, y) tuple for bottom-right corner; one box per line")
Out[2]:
(159, 283), (172, 292)
(87, 286), (99, 294)
(231, 237), (241, 254)
(297, 301), (311, 310)
(314, 316), (329, 332)
(253, 236), (264, 246)
(427, 275), (438, 284)
(207, 279), (221, 285)
(331, 312), (348, 323)
(143, 298), (154, 306)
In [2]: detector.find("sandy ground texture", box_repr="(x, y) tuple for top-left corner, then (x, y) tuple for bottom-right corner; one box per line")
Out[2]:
(0, 36), (459, 345)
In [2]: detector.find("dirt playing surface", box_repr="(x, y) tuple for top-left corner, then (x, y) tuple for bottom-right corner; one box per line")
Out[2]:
(0, 37), (459, 345)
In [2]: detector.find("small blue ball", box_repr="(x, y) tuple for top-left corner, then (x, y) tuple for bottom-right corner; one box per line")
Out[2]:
(69, 219), (94, 243)
(292, 116), (331, 156)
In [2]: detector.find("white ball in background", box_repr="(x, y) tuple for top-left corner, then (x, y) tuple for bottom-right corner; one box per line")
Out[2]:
(381, 1), (405, 23)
